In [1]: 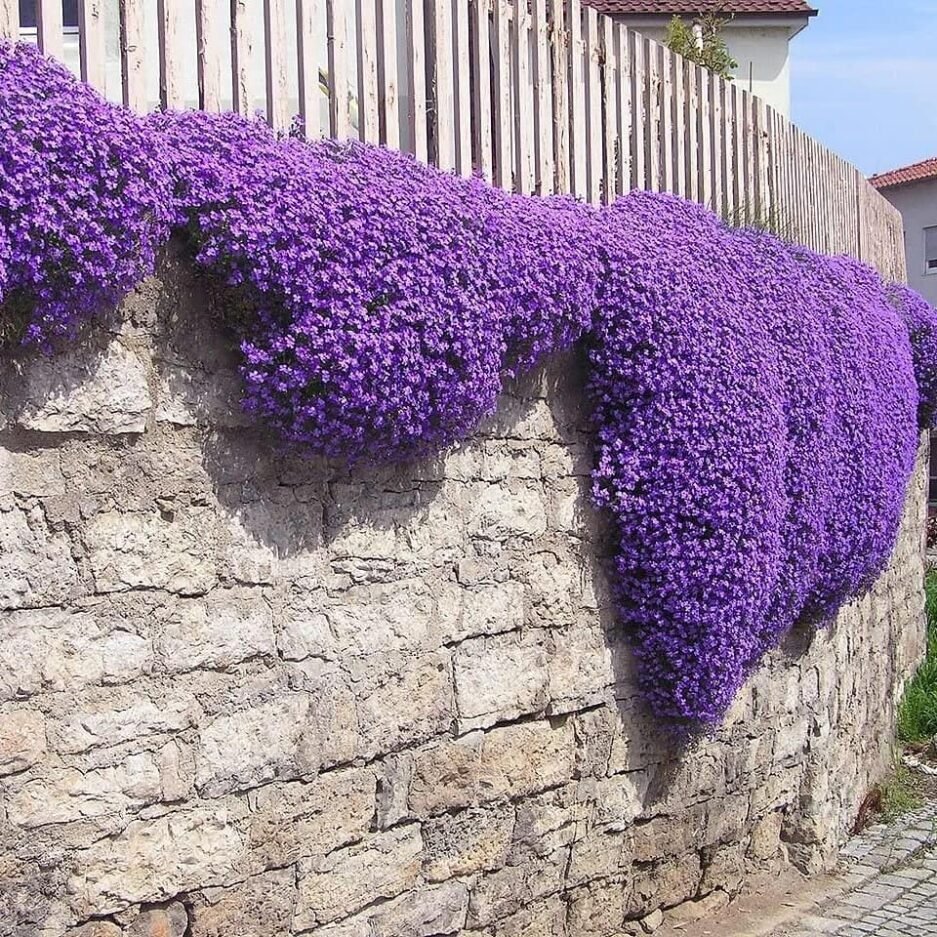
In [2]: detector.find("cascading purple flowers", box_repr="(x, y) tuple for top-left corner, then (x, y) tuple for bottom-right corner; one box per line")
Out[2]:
(0, 42), (169, 347)
(2, 42), (936, 723)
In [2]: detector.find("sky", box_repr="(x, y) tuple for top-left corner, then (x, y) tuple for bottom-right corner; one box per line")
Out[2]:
(790, 0), (937, 175)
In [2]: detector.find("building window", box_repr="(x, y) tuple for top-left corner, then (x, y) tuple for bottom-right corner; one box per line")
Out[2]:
(925, 226), (937, 276)
(18, 1), (79, 29)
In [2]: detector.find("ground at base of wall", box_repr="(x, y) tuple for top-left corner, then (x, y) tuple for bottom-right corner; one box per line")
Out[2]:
(659, 800), (937, 937)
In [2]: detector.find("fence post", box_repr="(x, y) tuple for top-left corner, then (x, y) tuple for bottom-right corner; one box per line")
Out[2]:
(79, 0), (107, 94)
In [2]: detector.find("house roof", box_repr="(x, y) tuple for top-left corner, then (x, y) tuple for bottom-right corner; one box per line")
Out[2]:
(583, 1), (817, 16)
(869, 158), (937, 192)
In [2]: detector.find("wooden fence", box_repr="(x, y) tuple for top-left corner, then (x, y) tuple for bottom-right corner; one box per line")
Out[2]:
(0, 0), (906, 281)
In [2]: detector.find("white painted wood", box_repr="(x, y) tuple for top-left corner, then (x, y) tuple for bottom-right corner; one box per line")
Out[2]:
(231, 0), (254, 116)
(472, 0), (493, 182)
(615, 23), (630, 195)
(629, 30), (646, 191)
(658, 44), (673, 194)
(327, 0), (352, 139)
(404, 0), (428, 160)
(551, 0), (569, 194)
(645, 37), (660, 193)
(584, 7), (602, 205)
(157, 0), (182, 110)
(37, 0), (64, 60)
(264, 0), (290, 131)
(432, 0), (456, 170)
(697, 66), (711, 209)
(513, 0), (535, 194)
(79, 0), (106, 93)
(685, 61), (698, 203)
(196, 0), (224, 112)
(119, 0), (147, 112)
(356, 0), (381, 143)
(297, 0), (326, 137)
(531, 0), (553, 194)
(567, 0), (585, 198)
(0, 0), (16, 39)
(601, 14), (616, 204)
(454, 0), (471, 174)
(492, 0), (512, 189)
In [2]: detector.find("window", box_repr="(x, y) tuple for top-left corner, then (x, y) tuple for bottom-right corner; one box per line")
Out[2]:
(18, 1), (79, 29)
(925, 226), (937, 276)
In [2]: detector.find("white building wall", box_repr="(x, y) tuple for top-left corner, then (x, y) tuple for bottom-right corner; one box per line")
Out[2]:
(881, 180), (937, 306)
(614, 22), (797, 117)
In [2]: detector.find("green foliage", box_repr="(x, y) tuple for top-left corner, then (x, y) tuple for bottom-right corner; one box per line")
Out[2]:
(664, 15), (738, 80)
(719, 199), (795, 241)
(897, 569), (937, 744)
(879, 760), (925, 822)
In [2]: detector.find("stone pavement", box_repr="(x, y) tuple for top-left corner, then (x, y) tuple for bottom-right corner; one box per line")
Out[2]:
(776, 802), (937, 936)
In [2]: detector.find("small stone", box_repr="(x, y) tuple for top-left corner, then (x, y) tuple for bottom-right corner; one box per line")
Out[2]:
(126, 902), (188, 937)
(67, 924), (123, 937)
(639, 908), (664, 933)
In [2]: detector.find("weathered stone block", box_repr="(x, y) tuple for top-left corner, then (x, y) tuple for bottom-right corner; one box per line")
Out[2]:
(86, 508), (217, 595)
(453, 631), (550, 732)
(11, 342), (151, 435)
(422, 806), (514, 881)
(126, 902), (188, 937)
(0, 608), (150, 701)
(0, 709), (46, 776)
(68, 805), (246, 915)
(246, 767), (375, 869)
(190, 869), (295, 937)
(155, 592), (275, 673)
(0, 501), (79, 610)
(408, 720), (575, 816)
(294, 825), (423, 928)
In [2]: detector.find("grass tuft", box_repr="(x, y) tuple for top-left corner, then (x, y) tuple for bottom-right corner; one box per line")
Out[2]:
(897, 570), (937, 744)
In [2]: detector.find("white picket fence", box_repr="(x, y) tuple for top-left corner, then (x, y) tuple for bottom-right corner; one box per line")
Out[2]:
(0, 0), (906, 282)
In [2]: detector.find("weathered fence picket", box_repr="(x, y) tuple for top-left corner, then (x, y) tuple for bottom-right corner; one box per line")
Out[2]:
(0, 0), (905, 279)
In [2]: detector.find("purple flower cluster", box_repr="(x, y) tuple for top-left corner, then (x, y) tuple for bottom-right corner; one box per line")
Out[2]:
(2, 49), (934, 722)
(149, 111), (601, 460)
(590, 194), (919, 721)
(0, 42), (168, 346)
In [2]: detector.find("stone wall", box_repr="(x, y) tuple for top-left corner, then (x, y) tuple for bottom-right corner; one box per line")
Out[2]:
(0, 254), (928, 937)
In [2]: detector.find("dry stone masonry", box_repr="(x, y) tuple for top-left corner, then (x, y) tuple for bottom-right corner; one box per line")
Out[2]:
(0, 255), (928, 937)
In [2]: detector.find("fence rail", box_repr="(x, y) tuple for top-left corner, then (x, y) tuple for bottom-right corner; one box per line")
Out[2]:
(0, 0), (906, 282)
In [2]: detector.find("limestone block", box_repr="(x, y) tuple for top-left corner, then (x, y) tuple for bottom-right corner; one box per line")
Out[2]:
(68, 805), (247, 915)
(197, 694), (311, 797)
(50, 694), (196, 755)
(495, 895), (568, 937)
(0, 709), (46, 776)
(190, 869), (295, 937)
(8, 753), (162, 827)
(749, 811), (783, 860)
(368, 881), (469, 937)
(155, 363), (250, 429)
(466, 848), (569, 928)
(221, 498), (324, 585)
(441, 581), (526, 644)
(85, 508), (217, 595)
(565, 879), (629, 936)
(0, 501), (79, 610)
(155, 592), (276, 674)
(245, 767), (376, 869)
(356, 650), (453, 758)
(66, 924), (123, 937)
(422, 806), (514, 881)
(0, 608), (149, 701)
(453, 631), (550, 732)
(294, 825), (423, 928)
(466, 483), (547, 542)
(0, 447), (66, 498)
(408, 720), (575, 816)
(12, 342), (151, 434)
(548, 625), (617, 712)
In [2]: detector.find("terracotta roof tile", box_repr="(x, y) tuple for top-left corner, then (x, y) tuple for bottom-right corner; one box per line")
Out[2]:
(583, 1), (816, 15)
(870, 158), (937, 192)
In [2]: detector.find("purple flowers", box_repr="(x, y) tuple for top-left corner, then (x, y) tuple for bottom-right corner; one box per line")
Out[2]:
(0, 42), (169, 346)
(2, 45), (935, 723)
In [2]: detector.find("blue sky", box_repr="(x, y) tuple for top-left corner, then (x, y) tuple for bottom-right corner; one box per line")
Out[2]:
(790, 0), (937, 175)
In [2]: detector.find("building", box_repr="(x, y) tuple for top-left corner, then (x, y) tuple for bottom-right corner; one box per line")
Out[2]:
(583, 0), (817, 117)
(870, 159), (937, 307)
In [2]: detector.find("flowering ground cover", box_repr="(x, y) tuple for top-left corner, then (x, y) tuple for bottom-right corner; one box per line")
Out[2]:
(2, 40), (936, 723)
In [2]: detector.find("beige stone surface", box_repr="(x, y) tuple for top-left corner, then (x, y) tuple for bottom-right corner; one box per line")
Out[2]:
(0, 266), (927, 936)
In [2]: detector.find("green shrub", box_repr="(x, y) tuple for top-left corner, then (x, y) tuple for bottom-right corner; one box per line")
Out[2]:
(897, 570), (937, 743)
(664, 15), (738, 80)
